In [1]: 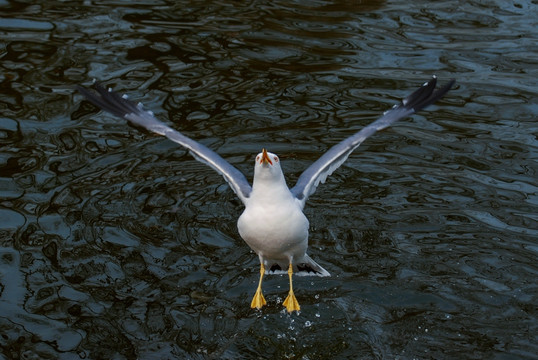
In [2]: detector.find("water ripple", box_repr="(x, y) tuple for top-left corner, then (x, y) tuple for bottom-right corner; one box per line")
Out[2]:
(1, 0), (537, 358)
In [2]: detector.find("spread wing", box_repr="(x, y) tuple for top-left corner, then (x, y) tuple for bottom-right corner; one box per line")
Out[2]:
(77, 84), (252, 204)
(290, 77), (455, 207)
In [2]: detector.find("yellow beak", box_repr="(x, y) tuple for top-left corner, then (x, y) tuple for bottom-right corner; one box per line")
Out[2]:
(261, 148), (273, 165)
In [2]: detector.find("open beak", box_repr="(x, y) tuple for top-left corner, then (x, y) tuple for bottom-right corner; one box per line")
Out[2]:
(260, 148), (273, 165)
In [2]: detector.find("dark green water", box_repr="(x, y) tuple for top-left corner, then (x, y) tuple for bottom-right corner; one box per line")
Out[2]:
(1, 1), (537, 359)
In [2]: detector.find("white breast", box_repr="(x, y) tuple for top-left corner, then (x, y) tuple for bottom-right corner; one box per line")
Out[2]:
(237, 188), (309, 262)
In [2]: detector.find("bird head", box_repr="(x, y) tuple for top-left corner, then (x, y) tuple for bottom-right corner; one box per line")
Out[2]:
(253, 148), (284, 183)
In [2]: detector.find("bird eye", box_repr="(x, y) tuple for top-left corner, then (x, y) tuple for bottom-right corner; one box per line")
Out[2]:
(256, 156), (260, 161)
(274, 156), (279, 162)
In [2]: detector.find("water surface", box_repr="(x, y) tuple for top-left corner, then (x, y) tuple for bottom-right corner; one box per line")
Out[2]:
(0, 0), (537, 359)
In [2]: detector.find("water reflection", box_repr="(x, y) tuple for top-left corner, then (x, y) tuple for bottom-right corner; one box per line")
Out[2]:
(1, 0), (537, 358)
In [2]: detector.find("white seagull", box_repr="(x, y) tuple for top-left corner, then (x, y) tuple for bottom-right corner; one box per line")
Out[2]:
(77, 77), (454, 312)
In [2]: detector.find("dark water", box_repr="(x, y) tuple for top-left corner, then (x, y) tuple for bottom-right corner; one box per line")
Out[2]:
(1, 0), (537, 359)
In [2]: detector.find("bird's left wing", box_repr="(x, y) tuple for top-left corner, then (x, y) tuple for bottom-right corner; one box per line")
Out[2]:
(77, 84), (252, 204)
(290, 77), (455, 208)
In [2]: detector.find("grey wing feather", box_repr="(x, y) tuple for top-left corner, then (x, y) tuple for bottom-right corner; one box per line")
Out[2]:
(290, 77), (455, 207)
(77, 84), (252, 204)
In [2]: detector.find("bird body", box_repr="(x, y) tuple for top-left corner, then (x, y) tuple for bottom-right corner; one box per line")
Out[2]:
(237, 150), (325, 276)
(77, 77), (454, 312)
(238, 189), (309, 269)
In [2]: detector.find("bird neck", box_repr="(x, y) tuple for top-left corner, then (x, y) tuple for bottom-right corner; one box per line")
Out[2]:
(251, 173), (290, 197)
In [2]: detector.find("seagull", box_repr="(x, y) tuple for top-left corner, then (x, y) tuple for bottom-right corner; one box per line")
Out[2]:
(77, 76), (454, 313)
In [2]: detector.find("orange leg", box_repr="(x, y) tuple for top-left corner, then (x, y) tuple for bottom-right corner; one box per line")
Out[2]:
(282, 263), (300, 312)
(250, 262), (266, 309)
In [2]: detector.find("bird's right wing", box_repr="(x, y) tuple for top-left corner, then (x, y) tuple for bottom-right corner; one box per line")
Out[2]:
(290, 77), (455, 207)
(77, 84), (252, 204)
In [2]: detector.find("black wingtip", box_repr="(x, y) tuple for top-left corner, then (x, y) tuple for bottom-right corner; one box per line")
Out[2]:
(403, 77), (455, 113)
(77, 82), (140, 119)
